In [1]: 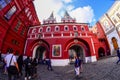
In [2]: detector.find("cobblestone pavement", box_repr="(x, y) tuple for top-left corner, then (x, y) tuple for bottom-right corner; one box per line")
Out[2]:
(0, 56), (120, 80)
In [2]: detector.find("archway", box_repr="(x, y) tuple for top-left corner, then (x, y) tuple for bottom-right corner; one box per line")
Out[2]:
(31, 40), (50, 60)
(68, 44), (85, 63)
(98, 47), (105, 58)
(35, 46), (47, 59)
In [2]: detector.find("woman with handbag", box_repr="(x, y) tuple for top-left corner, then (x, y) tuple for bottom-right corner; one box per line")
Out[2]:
(4, 49), (19, 80)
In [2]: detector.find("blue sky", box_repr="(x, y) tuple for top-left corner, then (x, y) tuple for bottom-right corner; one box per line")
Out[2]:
(34, 0), (115, 26)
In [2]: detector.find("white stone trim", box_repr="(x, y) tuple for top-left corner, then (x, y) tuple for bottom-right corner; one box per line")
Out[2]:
(85, 56), (97, 63)
(51, 59), (70, 66)
(91, 38), (95, 54)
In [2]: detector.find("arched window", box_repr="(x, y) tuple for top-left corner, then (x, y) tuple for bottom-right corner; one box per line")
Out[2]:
(73, 26), (77, 31)
(32, 28), (36, 33)
(81, 26), (85, 31)
(64, 25), (69, 31)
(46, 27), (51, 32)
(39, 27), (43, 33)
(55, 26), (60, 31)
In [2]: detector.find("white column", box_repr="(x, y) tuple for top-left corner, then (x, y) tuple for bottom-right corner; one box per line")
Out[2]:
(43, 33), (44, 38)
(51, 33), (53, 37)
(91, 38), (95, 54)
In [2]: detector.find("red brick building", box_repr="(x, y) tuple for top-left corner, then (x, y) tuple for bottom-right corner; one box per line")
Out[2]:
(0, 0), (40, 54)
(25, 12), (110, 66)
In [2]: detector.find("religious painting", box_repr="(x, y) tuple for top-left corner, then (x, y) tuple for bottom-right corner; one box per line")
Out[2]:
(52, 45), (61, 57)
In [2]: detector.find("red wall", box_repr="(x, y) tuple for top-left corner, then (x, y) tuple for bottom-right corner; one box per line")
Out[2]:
(25, 23), (109, 59)
(0, 0), (40, 54)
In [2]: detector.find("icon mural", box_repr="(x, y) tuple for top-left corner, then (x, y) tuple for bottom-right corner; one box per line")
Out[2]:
(52, 45), (61, 57)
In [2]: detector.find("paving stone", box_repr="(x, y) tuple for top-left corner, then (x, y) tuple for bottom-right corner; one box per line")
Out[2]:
(0, 56), (120, 80)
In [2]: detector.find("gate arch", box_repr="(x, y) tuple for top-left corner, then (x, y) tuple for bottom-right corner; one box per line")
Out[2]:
(65, 38), (90, 63)
(68, 44), (85, 62)
(31, 39), (50, 59)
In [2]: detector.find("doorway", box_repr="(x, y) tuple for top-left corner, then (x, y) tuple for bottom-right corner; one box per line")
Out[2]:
(68, 45), (84, 63)
(98, 47), (105, 58)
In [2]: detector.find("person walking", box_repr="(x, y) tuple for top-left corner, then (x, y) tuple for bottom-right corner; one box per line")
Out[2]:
(46, 58), (53, 71)
(74, 56), (80, 78)
(4, 49), (19, 80)
(78, 56), (83, 73)
(17, 55), (23, 77)
(31, 58), (38, 78)
(24, 56), (32, 80)
(116, 47), (120, 64)
(3, 51), (9, 74)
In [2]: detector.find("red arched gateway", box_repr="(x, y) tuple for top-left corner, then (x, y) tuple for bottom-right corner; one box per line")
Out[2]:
(25, 12), (109, 66)
(25, 39), (50, 58)
(64, 38), (91, 63)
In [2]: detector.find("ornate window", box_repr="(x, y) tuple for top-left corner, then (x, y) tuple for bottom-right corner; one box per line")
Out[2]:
(4, 5), (17, 20)
(116, 13), (120, 19)
(64, 25), (69, 31)
(55, 26), (59, 31)
(29, 15), (32, 20)
(32, 28), (36, 33)
(46, 27), (51, 32)
(14, 20), (21, 32)
(73, 26), (77, 31)
(112, 17), (117, 24)
(11, 39), (20, 46)
(20, 27), (26, 35)
(27, 11), (31, 17)
(25, 7), (29, 13)
(39, 27), (43, 33)
(81, 26), (85, 31)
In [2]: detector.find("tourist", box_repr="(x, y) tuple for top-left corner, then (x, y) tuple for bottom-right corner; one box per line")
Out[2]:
(31, 58), (38, 78)
(74, 56), (80, 77)
(4, 49), (19, 80)
(24, 56), (32, 80)
(46, 58), (53, 71)
(79, 56), (83, 73)
(17, 54), (23, 76)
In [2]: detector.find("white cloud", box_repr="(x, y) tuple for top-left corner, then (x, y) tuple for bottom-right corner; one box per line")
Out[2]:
(33, 0), (63, 23)
(70, 6), (95, 23)
(67, 5), (75, 11)
(34, 0), (95, 24)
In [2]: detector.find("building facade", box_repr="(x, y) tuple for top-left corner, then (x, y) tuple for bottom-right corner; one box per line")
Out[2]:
(0, 0), (40, 54)
(99, 1), (120, 55)
(92, 22), (110, 57)
(25, 12), (109, 66)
